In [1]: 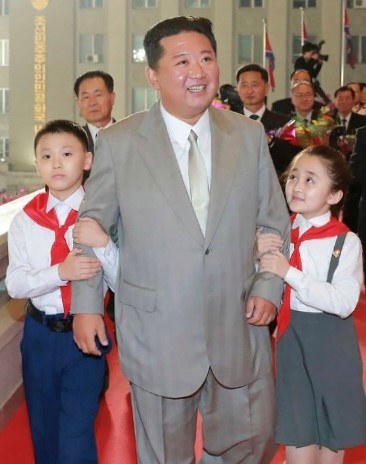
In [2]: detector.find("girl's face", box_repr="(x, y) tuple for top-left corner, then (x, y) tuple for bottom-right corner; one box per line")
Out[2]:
(285, 153), (343, 220)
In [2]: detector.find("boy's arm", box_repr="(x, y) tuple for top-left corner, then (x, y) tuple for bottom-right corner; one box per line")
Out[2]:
(6, 213), (66, 299)
(72, 217), (119, 291)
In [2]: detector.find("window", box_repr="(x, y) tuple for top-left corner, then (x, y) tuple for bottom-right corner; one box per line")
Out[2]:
(132, 0), (157, 8)
(238, 35), (262, 64)
(347, 0), (366, 7)
(0, 39), (9, 66)
(132, 34), (146, 63)
(351, 35), (366, 64)
(185, 0), (210, 7)
(0, 137), (9, 161)
(132, 88), (157, 112)
(239, 0), (263, 6)
(79, 34), (104, 63)
(292, 34), (316, 64)
(0, 0), (9, 15)
(79, 0), (103, 8)
(293, 0), (316, 7)
(0, 88), (9, 114)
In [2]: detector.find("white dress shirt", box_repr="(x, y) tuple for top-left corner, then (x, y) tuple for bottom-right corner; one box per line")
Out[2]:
(284, 211), (363, 318)
(243, 104), (266, 121)
(160, 103), (212, 194)
(5, 187), (118, 315)
(87, 118), (114, 141)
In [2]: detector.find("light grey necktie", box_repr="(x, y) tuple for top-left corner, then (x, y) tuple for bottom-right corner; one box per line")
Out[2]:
(188, 130), (209, 234)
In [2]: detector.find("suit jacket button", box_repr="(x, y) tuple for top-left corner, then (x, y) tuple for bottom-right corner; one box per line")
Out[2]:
(205, 248), (210, 255)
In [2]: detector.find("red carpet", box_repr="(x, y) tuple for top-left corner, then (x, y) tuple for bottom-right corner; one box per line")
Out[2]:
(1, 292), (365, 464)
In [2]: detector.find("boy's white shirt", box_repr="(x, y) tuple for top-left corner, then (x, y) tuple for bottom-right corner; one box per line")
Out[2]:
(5, 186), (118, 315)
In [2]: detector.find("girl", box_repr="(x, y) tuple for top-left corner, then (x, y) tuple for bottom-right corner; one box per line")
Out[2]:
(258, 145), (366, 464)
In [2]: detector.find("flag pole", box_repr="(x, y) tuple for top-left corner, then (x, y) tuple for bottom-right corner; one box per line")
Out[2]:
(341, 0), (345, 85)
(300, 7), (305, 46)
(262, 19), (266, 68)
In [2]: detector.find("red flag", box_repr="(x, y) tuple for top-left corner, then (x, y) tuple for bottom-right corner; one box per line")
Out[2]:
(302, 17), (309, 42)
(344, 8), (357, 69)
(265, 32), (275, 90)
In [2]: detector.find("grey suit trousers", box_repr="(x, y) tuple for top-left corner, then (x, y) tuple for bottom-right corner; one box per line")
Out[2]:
(130, 369), (276, 464)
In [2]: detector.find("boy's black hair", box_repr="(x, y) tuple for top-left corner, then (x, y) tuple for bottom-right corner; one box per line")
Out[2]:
(143, 16), (216, 70)
(236, 63), (268, 83)
(74, 70), (114, 97)
(34, 120), (89, 153)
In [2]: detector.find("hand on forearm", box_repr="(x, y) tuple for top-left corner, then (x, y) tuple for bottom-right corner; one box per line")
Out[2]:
(259, 250), (289, 279)
(73, 217), (109, 248)
(58, 249), (101, 281)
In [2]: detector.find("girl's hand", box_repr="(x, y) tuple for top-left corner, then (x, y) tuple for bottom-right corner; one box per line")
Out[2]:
(73, 217), (109, 248)
(255, 229), (284, 260)
(259, 250), (290, 279)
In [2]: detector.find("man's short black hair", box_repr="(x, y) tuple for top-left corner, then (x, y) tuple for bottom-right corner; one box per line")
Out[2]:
(143, 16), (216, 70)
(235, 63), (268, 83)
(74, 70), (114, 97)
(334, 85), (355, 99)
(34, 120), (89, 153)
(301, 42), (318, 54)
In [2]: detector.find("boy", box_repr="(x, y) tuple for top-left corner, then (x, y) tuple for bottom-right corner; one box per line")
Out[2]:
(5, 120), (110, 464)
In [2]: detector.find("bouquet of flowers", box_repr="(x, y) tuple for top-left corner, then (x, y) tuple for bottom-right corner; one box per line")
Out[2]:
(274, 105), (336, 148)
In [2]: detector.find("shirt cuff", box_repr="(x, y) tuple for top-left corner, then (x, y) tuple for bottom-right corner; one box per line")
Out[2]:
(93, 239), (116, 265)
(284, 266), (304, 290)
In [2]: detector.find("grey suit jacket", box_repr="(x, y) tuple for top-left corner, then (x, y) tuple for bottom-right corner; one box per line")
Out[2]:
(72, 103), (290, 398)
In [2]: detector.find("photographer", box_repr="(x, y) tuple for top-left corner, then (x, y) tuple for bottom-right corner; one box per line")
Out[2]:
(294, 41), (330, 104)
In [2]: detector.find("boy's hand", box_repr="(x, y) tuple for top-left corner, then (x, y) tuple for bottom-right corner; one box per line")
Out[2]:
(255, 229), (284, 260)
(58, 248), (101, 281)
(73, 217), (109, 248)
(259, 250), (290, 279)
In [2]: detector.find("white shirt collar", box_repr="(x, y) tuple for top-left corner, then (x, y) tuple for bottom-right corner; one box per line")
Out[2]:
(87, 119), (114, 140)
(293, 211), (331, 235)
(46, 186), (84, 213)
(243, 104), (266, 120)
(160, 102), (211, 149)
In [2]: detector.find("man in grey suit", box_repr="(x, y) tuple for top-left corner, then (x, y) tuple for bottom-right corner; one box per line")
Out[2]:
(72, 16), (290, 464)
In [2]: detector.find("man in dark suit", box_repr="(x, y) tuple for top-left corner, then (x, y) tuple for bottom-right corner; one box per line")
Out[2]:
(236, 63), (299, 176)
(291, 80), (319, 123)
(350, 126), (366, 276)
(74, 70), (116, 161)
(333, 86), (366, 136)
(271, 69), (323, 116)
(333, 86), (366, 233)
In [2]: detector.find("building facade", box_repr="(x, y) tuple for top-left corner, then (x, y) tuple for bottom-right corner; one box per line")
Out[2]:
(1, 0), (366, 190)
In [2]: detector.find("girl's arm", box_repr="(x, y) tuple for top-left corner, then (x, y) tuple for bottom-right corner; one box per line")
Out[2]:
(261, 233), (363, 318)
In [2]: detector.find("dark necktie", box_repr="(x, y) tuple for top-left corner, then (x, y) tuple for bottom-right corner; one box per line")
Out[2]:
(342, 118), (347, 128)
(24, 192), (78, 316)
(188, 130), (209, 234)
(276, 214), (349, 341)
(250, 114), (259, 120)
(303, 118), (309, 126)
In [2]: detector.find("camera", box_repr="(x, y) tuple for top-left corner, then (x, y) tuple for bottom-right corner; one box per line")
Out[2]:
(317, 40), (329, 62)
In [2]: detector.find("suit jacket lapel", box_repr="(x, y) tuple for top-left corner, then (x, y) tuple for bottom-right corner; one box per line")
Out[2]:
(205, 108), (238, 246)
(137, 103), (204, 245)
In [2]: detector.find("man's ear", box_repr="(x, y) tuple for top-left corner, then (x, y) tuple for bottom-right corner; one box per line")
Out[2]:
(145, 66), (160, 91)
(328, 189), (343, 205)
